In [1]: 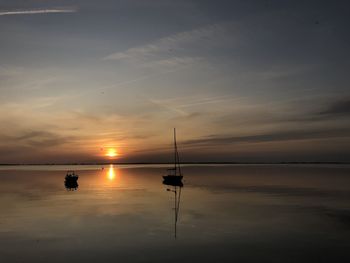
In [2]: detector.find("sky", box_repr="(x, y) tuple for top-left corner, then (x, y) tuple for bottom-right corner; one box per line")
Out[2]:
(0, 0), (349, 164)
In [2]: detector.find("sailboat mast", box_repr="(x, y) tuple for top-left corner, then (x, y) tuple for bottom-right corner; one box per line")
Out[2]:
(174, 128), (177, 173)
(174, 128), (182, 176)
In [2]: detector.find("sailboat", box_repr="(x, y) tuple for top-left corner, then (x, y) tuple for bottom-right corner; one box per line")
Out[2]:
(163, 128), (183, 185)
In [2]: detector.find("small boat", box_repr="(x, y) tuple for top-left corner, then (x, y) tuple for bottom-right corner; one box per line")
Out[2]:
(65, 170), (79, 182)
(163, 128), (183, 185)
(64, 171), (79, 190)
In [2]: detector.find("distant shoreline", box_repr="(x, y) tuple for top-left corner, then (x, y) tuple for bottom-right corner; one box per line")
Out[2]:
(0, 162), (349, 166)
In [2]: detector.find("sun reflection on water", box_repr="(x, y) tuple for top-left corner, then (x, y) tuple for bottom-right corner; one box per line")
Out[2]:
(108, 165), (116, 181)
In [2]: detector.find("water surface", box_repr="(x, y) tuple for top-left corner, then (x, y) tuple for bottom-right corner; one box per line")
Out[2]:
(0, 164), (349, 262)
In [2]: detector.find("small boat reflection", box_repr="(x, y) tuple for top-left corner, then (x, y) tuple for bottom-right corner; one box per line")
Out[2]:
(65, 180), (78, 191)
(163, 180), (183, 239)
(64, 171), (79, 191)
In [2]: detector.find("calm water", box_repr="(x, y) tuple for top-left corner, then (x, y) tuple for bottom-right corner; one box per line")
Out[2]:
(0, 164), (350, 263)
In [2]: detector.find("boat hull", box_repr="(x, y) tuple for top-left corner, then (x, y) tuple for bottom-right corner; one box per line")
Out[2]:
(163, 175), (183, 187)
(163, 175), (183, 180)
(65, 176), (78, 182)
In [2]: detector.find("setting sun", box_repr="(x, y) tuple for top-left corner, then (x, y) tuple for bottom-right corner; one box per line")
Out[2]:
(106, 148), (118, 158)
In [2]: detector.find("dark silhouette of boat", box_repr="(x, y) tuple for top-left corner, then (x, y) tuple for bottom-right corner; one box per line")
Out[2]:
(163, 128), (183, 185)
(64, 171), (79, 190)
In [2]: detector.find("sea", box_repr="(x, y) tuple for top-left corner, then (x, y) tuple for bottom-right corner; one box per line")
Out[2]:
(0, 164), (349, 262)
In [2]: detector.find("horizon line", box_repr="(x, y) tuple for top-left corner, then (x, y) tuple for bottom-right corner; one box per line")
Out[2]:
(0, 161), (349, 166)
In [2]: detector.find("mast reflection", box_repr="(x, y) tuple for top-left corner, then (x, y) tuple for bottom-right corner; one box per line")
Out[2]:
(163, 180), (183, 239)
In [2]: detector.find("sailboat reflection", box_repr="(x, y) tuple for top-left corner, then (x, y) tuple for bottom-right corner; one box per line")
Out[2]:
(163, 180), (183, 239)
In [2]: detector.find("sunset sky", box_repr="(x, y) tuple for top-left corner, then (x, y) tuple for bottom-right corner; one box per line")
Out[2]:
(0, 0), (349, 163)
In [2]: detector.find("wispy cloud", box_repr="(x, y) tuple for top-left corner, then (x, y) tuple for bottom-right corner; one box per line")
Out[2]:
(103, 22), (232, 61)
(145, 94), (241, 116)
(183, 128), (350, 147)
(141, 56), (202, 69)
(0, 8), (77, 16)
(320, 99), (350, 115)
(147, 98), (188, 116)
(0, 129), (72, 148)
(0, 65), (24, 76)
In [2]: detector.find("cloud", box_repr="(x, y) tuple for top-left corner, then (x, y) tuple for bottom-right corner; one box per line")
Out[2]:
(0, 129), (73, 149)
(100, 61), (199, 93)
(12, 130), (72, 148)
(0, 8), (77, 16)
(176, 95), (240, 109)
(147, 98), (188, 116)
(140, 56), (202, 69)
(145, 94), (241, 117)
(325, 209), (350, 227)
(103, 22), (231, 61)
(0, 66), (24, 77)
(320, 100), (350, 115)
(183, 129), (350, 146)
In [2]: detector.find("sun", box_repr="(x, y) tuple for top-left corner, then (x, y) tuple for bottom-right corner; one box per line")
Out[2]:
(106, 148), (118, 158)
